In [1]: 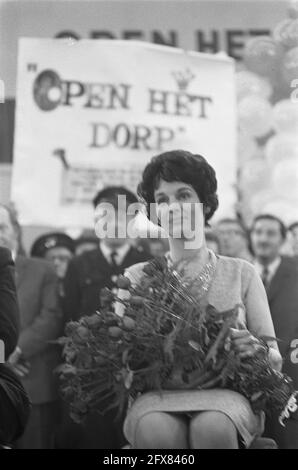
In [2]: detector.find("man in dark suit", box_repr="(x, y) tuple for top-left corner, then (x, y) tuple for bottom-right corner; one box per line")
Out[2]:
(251, 214), (298, 449)
(0, 246), (30, 445)
(63, 186), (151, 322)
(0, 205), (63, 448)
(60, 187), (151, 448)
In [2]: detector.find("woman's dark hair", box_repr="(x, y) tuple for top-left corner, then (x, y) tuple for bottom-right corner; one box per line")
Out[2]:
(137, 150), (219, 224)
(205, 230), (220, 246)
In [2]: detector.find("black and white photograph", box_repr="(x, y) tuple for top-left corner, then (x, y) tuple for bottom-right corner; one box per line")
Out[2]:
(0, 0), (298, 452)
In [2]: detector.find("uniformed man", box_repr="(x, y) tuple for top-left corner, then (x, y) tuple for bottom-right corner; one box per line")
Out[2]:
(0, 205), (63, 449)
(31, 232), (75, 297)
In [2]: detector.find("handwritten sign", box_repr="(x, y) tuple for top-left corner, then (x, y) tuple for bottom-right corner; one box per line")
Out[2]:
(12, 39), (236, 227)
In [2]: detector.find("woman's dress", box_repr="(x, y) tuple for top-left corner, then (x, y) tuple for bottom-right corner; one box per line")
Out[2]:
(119, 251), (277, 448)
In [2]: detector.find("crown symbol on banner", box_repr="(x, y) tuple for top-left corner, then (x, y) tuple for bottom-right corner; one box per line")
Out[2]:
(172, 68), (195, 91)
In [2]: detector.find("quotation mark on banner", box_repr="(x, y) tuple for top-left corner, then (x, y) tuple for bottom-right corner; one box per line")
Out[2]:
(27, 63), (38, 72)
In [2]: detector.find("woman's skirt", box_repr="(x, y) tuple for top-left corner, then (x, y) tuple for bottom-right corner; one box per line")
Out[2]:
(124, 388), (264, 448)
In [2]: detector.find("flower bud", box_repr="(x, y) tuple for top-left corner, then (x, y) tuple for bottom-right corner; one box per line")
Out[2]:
(83, 314), (102, 327)
(62, 386), (75, 399)
(108, 326), (123, 338)
(94, 355), (106, 366)
(65, 350), (77, 362)
(130, 296), (144, 306)
(100, 288), (114, 306)
(57, 364), (77, 377)
(122, 316), (136, 331)
(116, 275), (131, 290)
(75, 326), (89, 341)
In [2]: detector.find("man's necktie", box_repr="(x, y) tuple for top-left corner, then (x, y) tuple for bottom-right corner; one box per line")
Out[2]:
(110, 251), (118, 267)
(261, 265), (270, 291)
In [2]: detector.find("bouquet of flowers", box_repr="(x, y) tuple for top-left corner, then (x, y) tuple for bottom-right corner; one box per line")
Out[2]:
(56, 257), (297, 425)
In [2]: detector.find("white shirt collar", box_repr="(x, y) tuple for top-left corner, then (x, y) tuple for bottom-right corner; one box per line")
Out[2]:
(11, 249), (17, 262)
(100, 241), (131, 265)
(254, 256), (281, 282)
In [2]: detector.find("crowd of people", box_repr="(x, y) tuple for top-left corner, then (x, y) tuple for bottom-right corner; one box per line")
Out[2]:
(0, 150), (298, 448)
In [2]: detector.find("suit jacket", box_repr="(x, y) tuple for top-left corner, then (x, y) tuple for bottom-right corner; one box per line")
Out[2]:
(59, 245), (151, 449)
(266, 256), (298, 385)
(0, 364), (31, 444)
(0, 247), (19, 359)
(63, 245), (151, 321)
(0, 248), (30, 444)
(264, 256), (298, 448)
(15, 256), (63, 405)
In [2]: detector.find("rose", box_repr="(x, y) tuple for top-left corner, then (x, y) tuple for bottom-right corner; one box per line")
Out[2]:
(117, 275), (131, 290)
(122, 316), (136, 331)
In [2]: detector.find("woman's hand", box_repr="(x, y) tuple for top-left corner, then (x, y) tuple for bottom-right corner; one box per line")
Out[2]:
(229, 328), (265, 359)
(8, 347), (31, 378)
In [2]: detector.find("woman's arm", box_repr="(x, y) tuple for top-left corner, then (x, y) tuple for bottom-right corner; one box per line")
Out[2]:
(243, 264), (282, 371)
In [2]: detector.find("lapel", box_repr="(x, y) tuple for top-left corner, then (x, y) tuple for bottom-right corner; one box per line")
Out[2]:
(267, 257), (292, 303)
(93, 246), (112, 272)
(15, 255), (28, 289)
(121, 246), (136, 268)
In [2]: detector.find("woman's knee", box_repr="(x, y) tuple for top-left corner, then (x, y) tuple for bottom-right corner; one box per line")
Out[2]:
(135, 412), (188, 449)
(190, 411), (238, 449)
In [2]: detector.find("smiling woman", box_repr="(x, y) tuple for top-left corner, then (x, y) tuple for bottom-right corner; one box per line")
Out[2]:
(153, 181), (205, 248)
(138, 150), (218, 229)
(117, 149), (283, 449)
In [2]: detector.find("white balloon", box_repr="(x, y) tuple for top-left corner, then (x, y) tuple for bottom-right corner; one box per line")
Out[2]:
(282, 46), (298, 85)
(240, 157), (271, 190)
(262, 199), (298, 225)
(288, 1), (298, 19)
(249, 189), (277, 214)
(236, 71), (273, 101)
(272, 99), (298, 134)
(265, 133), (298, 165)
(237, 130), (259, 166)
(238, 96), (273, 137)
(272, 158), (298, 199)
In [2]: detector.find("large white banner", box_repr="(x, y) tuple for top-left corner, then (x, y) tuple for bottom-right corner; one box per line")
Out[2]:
(12, 38), (237, 228)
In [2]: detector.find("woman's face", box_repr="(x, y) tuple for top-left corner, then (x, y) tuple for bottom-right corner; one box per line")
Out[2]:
(153, 180), (204, 242)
